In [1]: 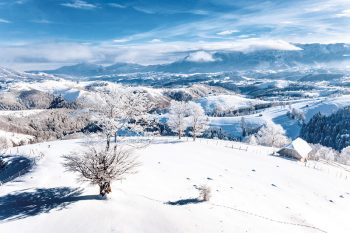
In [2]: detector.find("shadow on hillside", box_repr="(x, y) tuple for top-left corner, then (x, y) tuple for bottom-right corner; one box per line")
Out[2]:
(166, 198), (203, 206)
(273, 114), (300, 139)
(0, 155), (34, 184)
(0, 187), (100, 221)
(150, 139), (184, 145)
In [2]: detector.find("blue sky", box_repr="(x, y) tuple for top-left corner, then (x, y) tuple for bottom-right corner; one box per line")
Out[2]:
(1, 0), (350, 70)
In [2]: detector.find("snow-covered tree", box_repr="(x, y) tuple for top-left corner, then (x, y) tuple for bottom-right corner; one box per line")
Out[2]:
(245, 134), (258, 145)
(0, 136), (9, 151)
(287, 108), (305, 124)
(339, 146), (350, 165)
(252, 123), (290, 148)
(187, 102), (209, 141)
(0, 137), (7, 169)
(90, 87), (153, 148)
(167, 100), (190, 139)
(63, 145), (139, 197)
(308, 144), (338, 162)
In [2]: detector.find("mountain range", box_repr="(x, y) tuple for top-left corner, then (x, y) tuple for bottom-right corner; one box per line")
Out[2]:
(30, 43), (350, 76)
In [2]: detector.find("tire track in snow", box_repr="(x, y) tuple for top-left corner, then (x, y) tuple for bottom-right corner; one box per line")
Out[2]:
(130, 190), (328, 233)
(209, 203), (327, 233)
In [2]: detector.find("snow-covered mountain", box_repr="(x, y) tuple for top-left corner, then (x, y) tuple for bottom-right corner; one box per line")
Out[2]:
(0, 66), (57, 82)
(34, 43), (350, 75)
(32, 62), (146, 77)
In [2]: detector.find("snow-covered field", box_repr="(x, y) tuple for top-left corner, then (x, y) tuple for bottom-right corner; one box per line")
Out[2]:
(198, 94), (266, 114)
(1, 137), (349, 233)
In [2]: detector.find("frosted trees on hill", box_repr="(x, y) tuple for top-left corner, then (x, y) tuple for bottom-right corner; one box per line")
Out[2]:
(187, 102), (209, 141)
(303, 144), (350, 165)
(308, 144), (338, 162)
(89, 87), (153, 148)
(287, 108), (305, 124)
(167, 100), (209, 140)
(339, 146), (350, 165)
(63, 144), (139, 197)
(249, 123), (290, 148)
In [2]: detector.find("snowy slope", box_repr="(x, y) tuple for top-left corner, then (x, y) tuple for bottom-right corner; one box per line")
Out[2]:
(209, 115), (266, 138)
(0, 66), (57, 82)
(302, 95), (350, 121)
(0, 137), (349, 233)
(0, 130), (34, 146)
(198, 94), (267, 114)
(208, 94), (350, 140)
(9, 79), (88, 102)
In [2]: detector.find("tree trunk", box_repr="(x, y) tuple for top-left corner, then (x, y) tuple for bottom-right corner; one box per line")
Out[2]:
(178, 130), (181, 139)
(106, 134), (111, 151)
(99, 181), (112, 197)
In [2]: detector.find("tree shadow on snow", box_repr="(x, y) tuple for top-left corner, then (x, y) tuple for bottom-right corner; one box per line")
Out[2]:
(166, 198), (203, 206)
(0, 155), (34, 184)
(0, 187), (100, 221)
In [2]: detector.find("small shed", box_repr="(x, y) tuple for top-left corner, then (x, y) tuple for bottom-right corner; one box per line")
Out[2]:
(277, 138), (312, 161)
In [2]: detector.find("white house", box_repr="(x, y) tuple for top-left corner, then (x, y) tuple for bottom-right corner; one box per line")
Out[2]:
(277, 137), (312, 161)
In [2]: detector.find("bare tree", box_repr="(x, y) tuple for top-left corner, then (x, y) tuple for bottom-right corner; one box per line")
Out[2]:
(187, 101), (209, 141)
(63, 145), (139, 196)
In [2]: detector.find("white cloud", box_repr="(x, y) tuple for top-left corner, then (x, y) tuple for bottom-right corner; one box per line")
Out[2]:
(112, 38), (130, 43)
(108, 3), (126, 9)
(185, 51), (216, 62)
(31, 19), (52, 24)
(0, 18), (11, 23)
(117, 0), (350, 44)
(336, 9), (350, 17)
(217, 30), (239, 36)
(150, 39), (162, 43)
(61, 0), (97, 10)
(132, 6), (156, 14)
